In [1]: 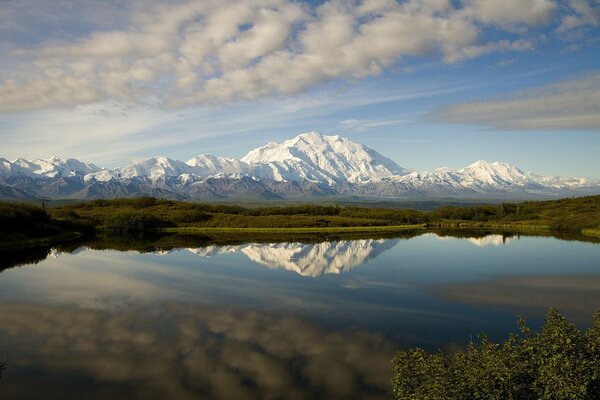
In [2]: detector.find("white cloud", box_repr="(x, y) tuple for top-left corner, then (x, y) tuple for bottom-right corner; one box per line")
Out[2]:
(434, 72), (600, 130)
(0, 0), (568, 112)
(460, 0), (557, 28)
(557, 0), (600, 33)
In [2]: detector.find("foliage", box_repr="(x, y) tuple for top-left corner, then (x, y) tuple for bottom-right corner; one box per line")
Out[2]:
(101, 212), (171, 233)
(0, 201), (52, 236)
(392, 309), (600, 400)
(34, 194), (600, 234)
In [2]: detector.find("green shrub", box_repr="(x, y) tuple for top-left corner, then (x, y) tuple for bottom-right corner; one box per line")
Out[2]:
(102, 212), (169, 233)
(392, 309), (600, 400)
(167, 209), (211, 223)
(0, 202), (52, 235)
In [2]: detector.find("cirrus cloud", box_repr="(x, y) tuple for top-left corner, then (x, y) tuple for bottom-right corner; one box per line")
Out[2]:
(434, 72), (600, 130)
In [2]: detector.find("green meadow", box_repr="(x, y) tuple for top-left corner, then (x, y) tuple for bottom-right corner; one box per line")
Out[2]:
(1, 194), (600, 248)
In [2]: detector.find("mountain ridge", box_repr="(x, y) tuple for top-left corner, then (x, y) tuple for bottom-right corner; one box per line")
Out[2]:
(1, 132), (598, 200)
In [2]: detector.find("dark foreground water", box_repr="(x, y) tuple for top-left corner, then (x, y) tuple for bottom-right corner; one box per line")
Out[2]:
(0, 233), (599, 399)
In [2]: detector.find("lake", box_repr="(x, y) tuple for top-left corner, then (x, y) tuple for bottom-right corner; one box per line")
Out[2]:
(0, 232), (599, 399)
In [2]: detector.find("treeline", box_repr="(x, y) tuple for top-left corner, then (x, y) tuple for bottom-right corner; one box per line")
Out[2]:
(392, 308), (600, 399)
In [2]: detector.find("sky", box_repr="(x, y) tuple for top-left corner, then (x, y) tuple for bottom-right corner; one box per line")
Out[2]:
(1, 0), (599, 178)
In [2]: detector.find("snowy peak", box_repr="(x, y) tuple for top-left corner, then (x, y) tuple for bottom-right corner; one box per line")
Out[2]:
(458, 160), (530, 187)
(242, 132), (409, 184)
(32, 156), (102, 178)
(1, 156), (102, 178)
(1, 133), (597, 200)
(120, 157), (193, 180)
(86, 156), (196, 182)
(186, 154), (249, 176)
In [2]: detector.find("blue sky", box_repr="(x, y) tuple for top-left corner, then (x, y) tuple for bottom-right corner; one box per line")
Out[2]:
(1, 0), (599, 178)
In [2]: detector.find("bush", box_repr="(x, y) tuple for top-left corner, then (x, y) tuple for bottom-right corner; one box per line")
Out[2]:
(102, 212), (169, 233)
(392, 309), (600, 400)
(0, 202), (52, 235)
(167, 209), (211, 223)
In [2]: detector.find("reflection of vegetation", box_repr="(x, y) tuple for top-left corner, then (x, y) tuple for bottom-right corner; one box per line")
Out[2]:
(87, 230), (420, 252)
(0, 357), (5, 380)
(0, 246), (53, 272)
(392, 309), (600, 400)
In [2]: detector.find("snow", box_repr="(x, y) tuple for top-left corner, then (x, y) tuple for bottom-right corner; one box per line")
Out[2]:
(1, 132), (596, 196)
(241, 131), (409, 184)
(2, 156), (102, 179)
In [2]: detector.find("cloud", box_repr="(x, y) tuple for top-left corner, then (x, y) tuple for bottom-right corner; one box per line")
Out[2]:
(340, 118), (411, 130)
(434, 72), (600, 130)
(0, 81), (455, 164)
(0, 302), (396, 399)
(460, 0), (557, 28)
(557, 0), (600, 33)
(0, 0), (570, 112)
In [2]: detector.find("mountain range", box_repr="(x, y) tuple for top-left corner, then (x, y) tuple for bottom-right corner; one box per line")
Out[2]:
(1, 132), (598, 201)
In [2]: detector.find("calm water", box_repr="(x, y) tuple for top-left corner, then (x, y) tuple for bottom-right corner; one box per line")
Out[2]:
(0, 233), (599, 399)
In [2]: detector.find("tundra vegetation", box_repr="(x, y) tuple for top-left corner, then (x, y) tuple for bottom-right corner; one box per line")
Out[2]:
(0, 195), (599, 247)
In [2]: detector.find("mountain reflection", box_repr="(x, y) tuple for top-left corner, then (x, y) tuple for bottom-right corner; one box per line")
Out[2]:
(0, 303), (394, 400)
(185, 239), (400, 277)
(430, 233), (516, 247)
(466, 234), (514, 247)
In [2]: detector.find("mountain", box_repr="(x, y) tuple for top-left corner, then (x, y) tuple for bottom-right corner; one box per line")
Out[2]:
(186, 154), (249, 176)
(241, 132), (409, 184)
(1, 132), (598, 200)
(1, 156), (101, 179)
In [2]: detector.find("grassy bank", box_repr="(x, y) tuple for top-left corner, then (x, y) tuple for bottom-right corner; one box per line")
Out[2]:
(3, 195), (600, 242)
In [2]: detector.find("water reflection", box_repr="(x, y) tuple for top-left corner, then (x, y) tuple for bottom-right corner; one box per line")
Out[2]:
(0, 302), (394, 400)
(185, 239), (400, 277)
(466, 234), (514, 247)
(1, 232), (599, 399)
(431, 275), (600, 323)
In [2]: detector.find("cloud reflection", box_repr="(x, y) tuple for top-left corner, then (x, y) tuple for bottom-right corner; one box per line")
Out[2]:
(431, 275), (600, 323)
(0, 302), (395, 400)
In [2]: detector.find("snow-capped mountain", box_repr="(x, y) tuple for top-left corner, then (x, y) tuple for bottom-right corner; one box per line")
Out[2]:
(1, 132), (598, 200)
(457, 160), (533, 188)
(186, 154), (249, 176)
(85, 156), (196, 182)
(1, 156), (101, 179)
(241, 132), (409, 184)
